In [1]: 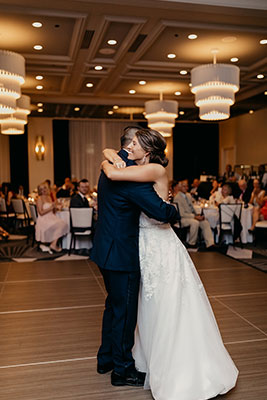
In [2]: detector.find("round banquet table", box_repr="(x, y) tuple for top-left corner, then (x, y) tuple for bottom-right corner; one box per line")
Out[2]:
(194, 204), (253, 244)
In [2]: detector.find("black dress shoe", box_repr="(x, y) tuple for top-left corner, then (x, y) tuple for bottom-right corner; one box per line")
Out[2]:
(111, 371), (126, 386)
(97, 362), (114, 374)
(111, 369), (145, 387)
(125, 369), (146, 386)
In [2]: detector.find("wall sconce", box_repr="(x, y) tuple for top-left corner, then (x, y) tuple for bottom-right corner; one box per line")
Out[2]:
(35, 135), (45, 160)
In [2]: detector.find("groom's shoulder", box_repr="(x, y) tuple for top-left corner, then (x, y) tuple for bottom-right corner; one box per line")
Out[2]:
(118, 149), (135, 166)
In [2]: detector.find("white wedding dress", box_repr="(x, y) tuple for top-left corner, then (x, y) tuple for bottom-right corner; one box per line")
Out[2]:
(133, 213), (238, 400)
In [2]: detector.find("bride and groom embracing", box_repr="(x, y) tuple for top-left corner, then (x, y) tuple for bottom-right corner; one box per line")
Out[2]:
(91, 127), (238, 400)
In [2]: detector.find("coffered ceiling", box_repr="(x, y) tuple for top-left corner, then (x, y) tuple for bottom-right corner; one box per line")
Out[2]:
(0, 0), (266, 121)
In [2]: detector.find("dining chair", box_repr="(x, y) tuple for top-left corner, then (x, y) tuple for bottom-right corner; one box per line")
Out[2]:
(0, 198), (15, 223)
(218, 203), (242, 246)
(29, 203), (38, 247)
(172, 202), (189, 243)
(69, 207), (93, 255)
(11, 198), (33, 242)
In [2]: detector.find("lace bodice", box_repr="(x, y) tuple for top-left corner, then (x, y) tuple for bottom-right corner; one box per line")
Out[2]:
(139, 212), (167, 228)
(139, 212), (204, 301)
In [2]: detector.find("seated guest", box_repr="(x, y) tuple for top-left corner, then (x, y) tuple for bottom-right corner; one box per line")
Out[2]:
(36, 182), (68, 252)
(16, 184), (26, 199)
(238, 179), (252, 204)
(190, 178), (200, 200)
(175, 180), (214, 249)
(209, 179), (223, 203)
(216, 184), (235, 205)
(250, 179), (266, 207)
(169, 180), (180, 203)
(56, 177), (74, 198)
(248, 180), (267, 232)
(70, 179), (90, 208)
(1, 182), (16, 213)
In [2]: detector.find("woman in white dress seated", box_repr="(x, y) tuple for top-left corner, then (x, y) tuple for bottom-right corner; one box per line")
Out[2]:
(215, 183), (235, 205)
(102, 129), (238, 400)
(35, 182), (68, 252)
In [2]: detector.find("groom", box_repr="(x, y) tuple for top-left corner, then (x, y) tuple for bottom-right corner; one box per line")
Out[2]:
(91, 127), (178, 387)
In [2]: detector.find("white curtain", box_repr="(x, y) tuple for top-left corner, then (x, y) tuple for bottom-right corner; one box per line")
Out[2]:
(0, 135), (10, 183)
(69, 120), (135, 188)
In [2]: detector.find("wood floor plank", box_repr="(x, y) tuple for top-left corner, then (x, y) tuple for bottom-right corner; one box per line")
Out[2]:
(0, 359), (153, 400)
(225, 340), (267, 377)
(88, 260), (102, 277)
(217, 293), (267, 335)
(190, 252), (248, 270)
(199, 268), (267, 296)
(0, 254), (267, 400)
(7, 260), (93, 282)
(209, 299), (266, 343)
(0, 308), (103, 367)
(0, 279), (104, 312)
(0, 263), (9, 282)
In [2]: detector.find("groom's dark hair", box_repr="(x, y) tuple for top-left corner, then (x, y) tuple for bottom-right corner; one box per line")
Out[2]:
(120, 125), (141, 148)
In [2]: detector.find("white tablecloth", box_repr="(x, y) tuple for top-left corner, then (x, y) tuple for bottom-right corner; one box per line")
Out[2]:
(194, 204), (253, 244)
(57, 210), (93, 250)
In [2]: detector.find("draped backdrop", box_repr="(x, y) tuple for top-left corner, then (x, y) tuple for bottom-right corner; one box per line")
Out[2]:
(0, 134), (10, 183)
(69, 121), (137, 188)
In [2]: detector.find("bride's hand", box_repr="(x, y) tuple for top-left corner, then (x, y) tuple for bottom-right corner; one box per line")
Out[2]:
(114, 158), (126, 169)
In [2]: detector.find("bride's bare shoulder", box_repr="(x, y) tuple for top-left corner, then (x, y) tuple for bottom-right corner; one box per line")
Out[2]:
(148, 163), (167, 177)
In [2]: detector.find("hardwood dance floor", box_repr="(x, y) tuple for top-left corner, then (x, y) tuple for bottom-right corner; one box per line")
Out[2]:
(0, 252), (266, 400)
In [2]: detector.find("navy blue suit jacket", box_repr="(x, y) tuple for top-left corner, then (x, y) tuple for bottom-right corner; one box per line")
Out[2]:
(91, 150), (178, 272)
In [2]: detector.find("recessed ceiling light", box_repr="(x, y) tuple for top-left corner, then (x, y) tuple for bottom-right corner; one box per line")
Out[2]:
(113, 105), (119, 110)
(86, 82), (93, 87)
(108, 111), (114, 115)
(260, 39), (267, 45)
(179, 111), (185, 115)
(249, 110), (254, 114)
(139, 80), (146, 85)
(129, 89), (136, 94)
(257, 74), (264, 79)
(34, 45), (43, 50)
(188, 34), (198, 40)
(32, 22), (42, 28)
(35, 75), (43, 80)
(230, 57), (239, 62)
(180, 70), (187, 75)
(37, 103), (43, 107)
(174, 91), (181, 96)
(36, 85), (43, 90)
(107, 40), (117, 46)
(37, 108), (43, 112)
(94, 65), (103, 70)
(74, 107), (80, 111)
(167, 53), (176, 59)
(264, 91), (267, 95)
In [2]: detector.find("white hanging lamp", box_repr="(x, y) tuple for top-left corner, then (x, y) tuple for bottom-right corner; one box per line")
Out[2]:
(191, 49), (239, 121)
(145, 93), (178, 137)
(0, 50), (25, 114)
(0, 95), (31, 135)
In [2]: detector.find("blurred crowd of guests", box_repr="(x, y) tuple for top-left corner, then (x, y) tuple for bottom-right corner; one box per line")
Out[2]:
(170, 163), (267, 245)
(0, 177), (98, 245)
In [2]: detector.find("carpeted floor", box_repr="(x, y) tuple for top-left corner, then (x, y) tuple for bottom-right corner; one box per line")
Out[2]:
(1, 235), (266, 273)
(0, 237), (90, 262)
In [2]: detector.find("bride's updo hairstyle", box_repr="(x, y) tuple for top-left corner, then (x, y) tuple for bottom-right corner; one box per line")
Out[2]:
(135, 128), (169, 167)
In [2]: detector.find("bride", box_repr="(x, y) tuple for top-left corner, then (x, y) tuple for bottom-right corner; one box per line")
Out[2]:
(101, 128), (238, 400)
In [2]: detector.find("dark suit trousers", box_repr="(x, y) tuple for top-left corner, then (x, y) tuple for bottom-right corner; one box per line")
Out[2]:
(98, 267), (140, 376)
